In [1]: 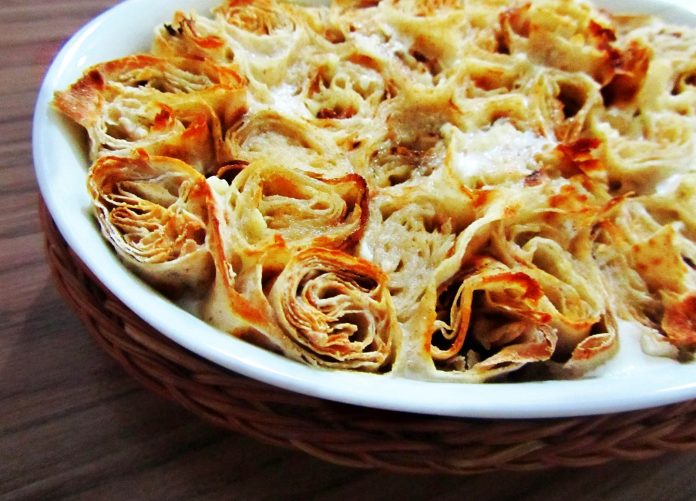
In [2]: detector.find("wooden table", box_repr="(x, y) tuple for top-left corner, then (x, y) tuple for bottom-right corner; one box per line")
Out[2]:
(2, 0), (696, 498)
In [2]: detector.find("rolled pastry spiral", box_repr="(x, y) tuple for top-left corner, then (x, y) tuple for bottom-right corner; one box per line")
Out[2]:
(87, 151), (213, 294)
(214, 159), (368, 254)
(54, 55), (246, 174)
(268, 247), (399, 371)
(430, 257), (557, 379)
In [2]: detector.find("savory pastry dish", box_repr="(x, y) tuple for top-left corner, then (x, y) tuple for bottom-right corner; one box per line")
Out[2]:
(54, 0), (696, 381)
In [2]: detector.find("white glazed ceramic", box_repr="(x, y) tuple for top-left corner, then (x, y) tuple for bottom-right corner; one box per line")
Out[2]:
(34, 0), (696, 418)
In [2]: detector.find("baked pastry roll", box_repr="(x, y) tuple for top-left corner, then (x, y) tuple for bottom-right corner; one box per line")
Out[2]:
(499, 0), (617, 85)
(209, 159), (368, 256)
(336, 0), (471, 90)
(430, 257), (558, 379)
(303, 51), (391, 121)
(154, 4), (309, 91)
(454, 47), (533, 109)
(268, 247), (400, 371)
(87, 152), (213, 294)
(430, 252), (616, 379)
(530, 70), (602, 143)
(375, 0), (468, 83)
(421, 174), (619, 379)
(614, 15), (696, 113)
(54, 55), (246, 174)
(153, 13), (232, 64)
(203, 159), (367, 341)
(593, 111), (694, 195)
(54, 55), (246, 127)
(98, 94), (225, 174)
(632, 225), (696, 351)
(204, 222), (398, 371)
(645, 173), (696, 238)
(501, 0), (651, 105)
(507, 179), (619, 360)
(359, 86), (455, 188)
(359, 189), (471, 323)
(596, 199), (696, 355)
(225, 110), (352, 176)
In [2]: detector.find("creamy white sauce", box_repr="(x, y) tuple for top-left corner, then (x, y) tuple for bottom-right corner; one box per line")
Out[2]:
(269, 82), (311, 118)
(655, 173), (683, 195)
(350, 29), (411, 63)
(358, 238), (374, 262)
(447, 121), (554, 183)
(359, 74), (373, 90)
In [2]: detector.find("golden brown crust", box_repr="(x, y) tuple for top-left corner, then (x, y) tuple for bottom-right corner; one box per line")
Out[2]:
(662, 295), (696, 351)
(54, 55), (246, 174)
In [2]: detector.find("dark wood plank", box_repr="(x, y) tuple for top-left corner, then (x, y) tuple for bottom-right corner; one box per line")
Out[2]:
(1, 0), (695, 499)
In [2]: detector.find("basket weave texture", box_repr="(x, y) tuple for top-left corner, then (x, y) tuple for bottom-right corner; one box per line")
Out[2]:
(40, 199), (696, 474)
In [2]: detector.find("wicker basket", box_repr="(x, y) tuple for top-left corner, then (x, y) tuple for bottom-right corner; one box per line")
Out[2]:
(40, 199), (696, 474)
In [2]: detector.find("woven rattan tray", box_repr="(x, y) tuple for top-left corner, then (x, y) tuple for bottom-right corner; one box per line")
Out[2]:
(40, 199), (696, 474)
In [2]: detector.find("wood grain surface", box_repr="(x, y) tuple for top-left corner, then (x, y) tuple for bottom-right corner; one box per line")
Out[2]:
(1, 0), (696, 499)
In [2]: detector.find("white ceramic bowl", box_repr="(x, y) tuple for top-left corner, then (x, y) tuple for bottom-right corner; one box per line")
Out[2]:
(34, 0), (696, 418)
